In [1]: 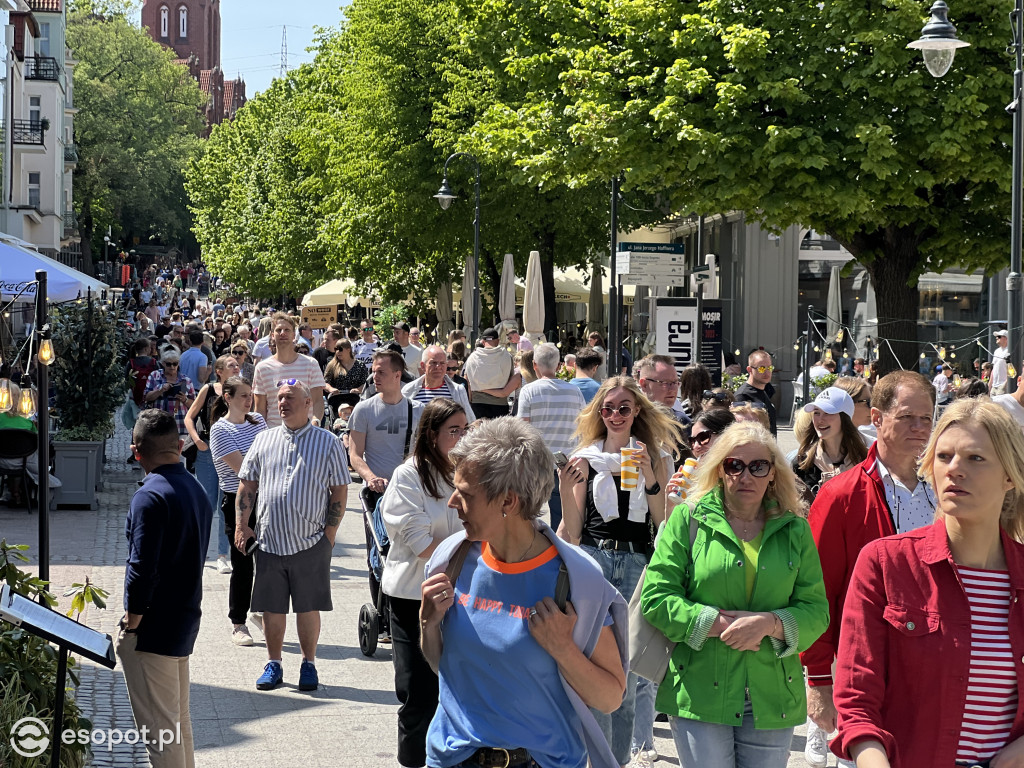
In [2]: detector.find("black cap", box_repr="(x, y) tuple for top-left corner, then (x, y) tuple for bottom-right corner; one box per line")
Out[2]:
(482, 326), (500, 341)
(393, 321), (411, 332)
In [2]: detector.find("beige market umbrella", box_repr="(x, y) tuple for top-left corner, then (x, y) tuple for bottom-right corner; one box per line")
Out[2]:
(461, 256), (480, 337)
(826, 265), (843, 344)
(435, 281), (454, 342)
(523, 249), (545, 339)
(499, 253), (517, 329)
(586, 261), (605, 337)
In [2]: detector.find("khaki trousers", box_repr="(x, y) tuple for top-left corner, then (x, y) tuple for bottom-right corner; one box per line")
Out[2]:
(115, 631), (195, 768)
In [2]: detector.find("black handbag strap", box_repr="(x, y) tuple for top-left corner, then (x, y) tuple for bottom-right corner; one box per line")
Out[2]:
(403, 398), (414, 458)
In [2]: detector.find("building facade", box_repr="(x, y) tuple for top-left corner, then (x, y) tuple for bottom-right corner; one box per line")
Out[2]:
(140, 0), (245, 128)
(0, 0), (81, 266)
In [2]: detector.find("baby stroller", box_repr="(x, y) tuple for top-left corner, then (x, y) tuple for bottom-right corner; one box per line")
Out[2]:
(357, 486), (392, 656)
(326, 391), (360, 436)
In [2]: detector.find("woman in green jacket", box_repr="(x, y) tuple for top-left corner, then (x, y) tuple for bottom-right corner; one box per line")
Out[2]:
(641, 422), (829, 767)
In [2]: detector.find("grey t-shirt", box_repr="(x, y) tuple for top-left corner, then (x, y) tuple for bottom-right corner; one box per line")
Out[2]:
(349, 395), (423, 479)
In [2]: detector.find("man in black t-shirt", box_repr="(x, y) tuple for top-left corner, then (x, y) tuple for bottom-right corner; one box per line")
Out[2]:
(313, 329), (341, 373)
(733, 349), (777, 435)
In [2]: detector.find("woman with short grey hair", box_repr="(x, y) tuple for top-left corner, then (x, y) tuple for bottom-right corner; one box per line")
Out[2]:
(419, 417), (628, 768)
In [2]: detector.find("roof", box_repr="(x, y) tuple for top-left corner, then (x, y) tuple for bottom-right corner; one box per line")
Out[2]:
(199, 70), (213, 91)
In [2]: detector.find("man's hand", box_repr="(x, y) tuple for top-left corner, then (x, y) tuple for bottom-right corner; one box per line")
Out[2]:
(368, 476), (388, 494)
(807, 685), (838, 733)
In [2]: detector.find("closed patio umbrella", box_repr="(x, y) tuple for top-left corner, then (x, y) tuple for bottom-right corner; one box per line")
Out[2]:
(435, 281), (454, 342)
(523, 249), (545, 340)
(826, 265), (843, 344)
(498, 253), (517, 335)
(461, 257), (480, 338)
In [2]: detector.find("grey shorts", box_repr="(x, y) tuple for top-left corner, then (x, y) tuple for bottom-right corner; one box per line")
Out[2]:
(251, 535), (333, 614)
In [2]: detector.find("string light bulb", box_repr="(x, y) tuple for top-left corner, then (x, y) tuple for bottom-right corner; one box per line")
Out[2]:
(793, 343), (800, 351)
(920, 352), (926, 359)
(938, 347), (947, 360)
(38, 329), (54, 366)
(17, 383), (35, 417)
(0, 379), (13, 413)
(835, 329), (845, 343)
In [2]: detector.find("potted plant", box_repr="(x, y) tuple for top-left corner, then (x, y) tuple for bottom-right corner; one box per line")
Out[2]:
(49, 296), (131, 509)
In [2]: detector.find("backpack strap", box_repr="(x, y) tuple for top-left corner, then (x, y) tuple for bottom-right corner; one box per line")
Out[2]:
(444, 539), (472, 584)
(554, 562), (570, 612)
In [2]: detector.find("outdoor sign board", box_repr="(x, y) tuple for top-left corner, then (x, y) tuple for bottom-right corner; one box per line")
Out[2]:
(618, 242), (686, 254)
(655, 297), (724, 384)
(301, 305), (338, 329)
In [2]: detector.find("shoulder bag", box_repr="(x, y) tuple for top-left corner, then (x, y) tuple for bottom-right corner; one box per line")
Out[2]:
(628, 506), (698, 683)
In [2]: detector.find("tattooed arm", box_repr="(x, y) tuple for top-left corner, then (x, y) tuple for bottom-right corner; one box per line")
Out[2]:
(235, 478), (258, 551)
(325, 484), (348, 545)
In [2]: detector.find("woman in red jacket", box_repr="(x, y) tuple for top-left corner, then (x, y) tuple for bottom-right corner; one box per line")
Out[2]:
(833, 398), (1024, 767)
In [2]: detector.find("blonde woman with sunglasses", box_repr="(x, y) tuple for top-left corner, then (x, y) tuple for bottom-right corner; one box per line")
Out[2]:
(558, 376), (683, 765)
(641, 422), (828, 768)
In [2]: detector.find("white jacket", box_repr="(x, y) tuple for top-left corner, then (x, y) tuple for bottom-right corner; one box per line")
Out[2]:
(401, 375), (476, 422)
(380, 459), (463, 600)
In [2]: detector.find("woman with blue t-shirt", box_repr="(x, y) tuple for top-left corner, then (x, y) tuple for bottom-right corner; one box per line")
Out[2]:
(420, 417), (628, 768)
(208, 376), (266, 647)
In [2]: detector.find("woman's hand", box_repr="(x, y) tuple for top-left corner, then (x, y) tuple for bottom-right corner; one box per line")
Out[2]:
(718, 611), (773, 651)
(529, 597), (577, 660)
(992, 734), (1024, 768)
(634, 440), (655, 481)
(420, 573), (455, 629)
(196, 440), (209, 452)
(706, 611), (734, 638)
(558, 457), (586, 492)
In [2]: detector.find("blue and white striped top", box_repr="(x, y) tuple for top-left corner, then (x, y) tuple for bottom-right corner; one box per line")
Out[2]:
(238, 421), (351, 555)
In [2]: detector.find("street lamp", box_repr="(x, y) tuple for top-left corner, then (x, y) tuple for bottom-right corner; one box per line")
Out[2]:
(910, 1), (1021, 393)
(434, 153), (481, 344)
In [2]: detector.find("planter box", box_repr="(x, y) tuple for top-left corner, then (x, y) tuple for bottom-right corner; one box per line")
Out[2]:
(51, 440), (103, 509)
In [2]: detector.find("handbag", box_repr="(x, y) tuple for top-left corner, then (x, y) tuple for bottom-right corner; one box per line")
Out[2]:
(628, 505), (698, 683)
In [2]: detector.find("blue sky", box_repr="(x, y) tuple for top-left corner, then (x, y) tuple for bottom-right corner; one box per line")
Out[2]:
(219, 1), (349, 95)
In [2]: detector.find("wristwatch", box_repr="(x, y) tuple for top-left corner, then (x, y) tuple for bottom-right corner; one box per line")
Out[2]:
(644, 481), (661, 495)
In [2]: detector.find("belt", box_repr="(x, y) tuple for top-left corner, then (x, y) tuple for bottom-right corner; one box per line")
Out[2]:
(469, 747), (531, 768)
(583, 536), (648, 555)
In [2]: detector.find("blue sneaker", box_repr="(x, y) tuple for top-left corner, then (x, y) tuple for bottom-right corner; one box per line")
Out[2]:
(298, 660), (318, 691)
(256, 661), (282, 690)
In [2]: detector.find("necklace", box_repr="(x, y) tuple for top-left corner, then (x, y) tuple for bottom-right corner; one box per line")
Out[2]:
(514, 530), (539, 562)
(725, 508), (764, 541)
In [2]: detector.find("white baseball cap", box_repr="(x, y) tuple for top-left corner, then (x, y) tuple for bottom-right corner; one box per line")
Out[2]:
(803, 386), (855, 419)
(995, 330), (1009, 338)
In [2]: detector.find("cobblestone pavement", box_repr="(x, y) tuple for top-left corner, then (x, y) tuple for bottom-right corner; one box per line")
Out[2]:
(0, 423), (826, 767)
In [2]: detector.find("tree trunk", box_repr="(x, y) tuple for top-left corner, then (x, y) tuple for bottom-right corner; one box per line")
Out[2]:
(79, 200), (94, 266)
(540, 229), (557, 341)
(832, 225), (922, 375)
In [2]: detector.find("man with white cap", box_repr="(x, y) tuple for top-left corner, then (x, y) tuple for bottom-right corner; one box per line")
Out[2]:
(992, 329), (1010, 395)
(799, 371), (936, 767)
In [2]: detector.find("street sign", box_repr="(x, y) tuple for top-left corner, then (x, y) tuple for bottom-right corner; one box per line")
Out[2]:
(301, 305), (338, 328)
(618, 242), (686, 254)
(618, 251), (686, 276)
(621, 273), (688, 286)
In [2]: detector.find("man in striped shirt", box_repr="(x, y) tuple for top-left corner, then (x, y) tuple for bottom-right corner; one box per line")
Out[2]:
(516, 343), (585, 531)
(236, 381), (350, 693)
(401, 345), (475, 420)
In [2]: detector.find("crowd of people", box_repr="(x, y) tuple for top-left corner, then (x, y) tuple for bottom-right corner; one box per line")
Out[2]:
(114, 265), (1024, 768)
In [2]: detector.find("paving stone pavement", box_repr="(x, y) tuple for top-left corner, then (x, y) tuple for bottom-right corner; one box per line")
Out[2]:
(0, 422), (827, 767)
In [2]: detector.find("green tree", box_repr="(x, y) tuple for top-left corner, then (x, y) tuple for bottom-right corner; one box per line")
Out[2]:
(468, 0), (1012, 365)
(68, 3), (206, 262)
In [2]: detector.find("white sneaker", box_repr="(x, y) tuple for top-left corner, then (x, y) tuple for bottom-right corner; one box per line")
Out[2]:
(231, 625), (253, 646)
(216, 555), (232, 574)
(804, 719), (829, 768)
(249, 612), (264, 634)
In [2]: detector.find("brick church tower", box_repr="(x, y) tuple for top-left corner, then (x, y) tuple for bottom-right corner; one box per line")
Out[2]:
(140, 0), (246, 128)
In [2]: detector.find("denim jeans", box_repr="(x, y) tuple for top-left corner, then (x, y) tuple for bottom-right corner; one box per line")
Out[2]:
(632, 676), (657, 753)
(581, 545), (648, 766)
(194, 448), (227, 556)
(670, 702), (793, 768)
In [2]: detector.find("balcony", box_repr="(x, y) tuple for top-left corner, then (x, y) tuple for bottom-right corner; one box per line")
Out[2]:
(63, 210), (78, 239)
(25, 56), (60, 81)
(0, 120), (47, 146)
(64, 144), (78, 164)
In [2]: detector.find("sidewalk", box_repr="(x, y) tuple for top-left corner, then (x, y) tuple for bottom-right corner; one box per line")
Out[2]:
(0, 423), (820, 767)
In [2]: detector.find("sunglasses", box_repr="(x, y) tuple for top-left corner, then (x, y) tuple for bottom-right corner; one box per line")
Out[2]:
(446, 365), (461, 372)
(231, 351), (246, 357)
(645, 378), (678, 388)
(691, 430), (713, 446)
(734, 401), (766, 410)
(600, 404), (634, 418)
(276, 378), (299, 387)
(753, 365), (774, 373)
(702, 390), (731, 402)
(164, 362), (179, 367)
(722, 457), (773, 478)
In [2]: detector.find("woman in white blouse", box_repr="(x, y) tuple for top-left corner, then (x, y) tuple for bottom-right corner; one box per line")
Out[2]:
(380, 397), (468, 768)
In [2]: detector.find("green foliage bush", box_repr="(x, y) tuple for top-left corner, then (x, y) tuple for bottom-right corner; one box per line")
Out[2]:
(0, 541), (90, 768)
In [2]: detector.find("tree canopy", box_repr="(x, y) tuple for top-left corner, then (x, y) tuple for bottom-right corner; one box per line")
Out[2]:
(466, 0), (1012, 363)
(69, 2), (206, 261)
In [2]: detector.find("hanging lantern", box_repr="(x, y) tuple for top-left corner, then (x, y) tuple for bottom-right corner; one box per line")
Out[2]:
(0, 379), (13, 413)
(17, 384), (35, 418)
